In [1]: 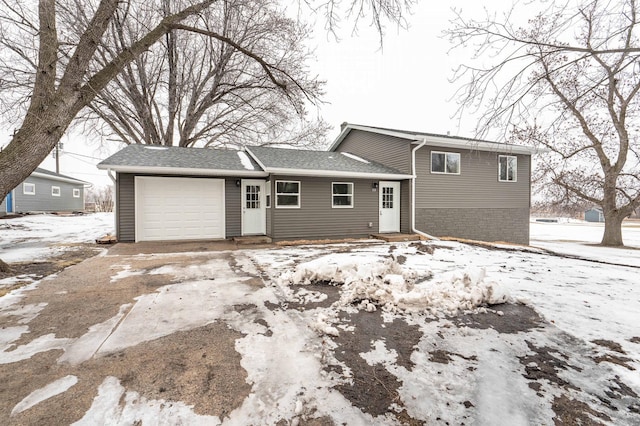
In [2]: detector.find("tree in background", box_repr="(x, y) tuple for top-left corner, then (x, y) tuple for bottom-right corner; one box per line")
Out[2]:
(0, 0), (412, 205)
(447, 0), (640, 246)
(86, 185), (114, 212)
(78, 0), (328, 149)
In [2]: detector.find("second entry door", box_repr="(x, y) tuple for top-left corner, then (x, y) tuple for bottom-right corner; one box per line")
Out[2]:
(379, 181), (400, 233)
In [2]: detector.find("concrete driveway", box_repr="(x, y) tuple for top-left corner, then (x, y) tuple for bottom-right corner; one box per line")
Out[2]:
(1, 240), (639, 425)
(1, 242), (268, 424)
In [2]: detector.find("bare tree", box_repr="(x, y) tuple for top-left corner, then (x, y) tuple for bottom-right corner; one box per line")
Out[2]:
(77, 0), (329, 149)
(447, 0), (640, 246)
(0, 0), (320, 205)
(87, 185), (114, 212)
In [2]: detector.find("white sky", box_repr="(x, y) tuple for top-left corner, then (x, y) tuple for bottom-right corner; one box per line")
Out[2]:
(1, 1), (500, 187)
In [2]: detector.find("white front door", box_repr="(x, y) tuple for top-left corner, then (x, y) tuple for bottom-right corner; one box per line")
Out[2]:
(379, 181), (400, 233)
(242, 179), (266, 235)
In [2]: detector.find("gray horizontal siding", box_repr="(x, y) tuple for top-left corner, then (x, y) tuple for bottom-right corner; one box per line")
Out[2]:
(415, 147), (531, 209)
(11, 176), (84, 213)
(335, 130), (413, 174)
(415, 207), (530, 245)
(0, 196), (6, 214)
(116, 173), (245, 242)
(225, 179), (241, 238)
(270, 176), (382, 241)
(117, 173), (135, 242)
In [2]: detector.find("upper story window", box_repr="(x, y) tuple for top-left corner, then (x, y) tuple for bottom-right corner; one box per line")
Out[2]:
(431, 151), (461, 174)
(73, 188), (81, 198)
(276, 180), (300, 208)
(332, 182), (353, 208)
(498, 155), (517, 182)
(51, 186), (61, 197)
(23, 182), (35, 195)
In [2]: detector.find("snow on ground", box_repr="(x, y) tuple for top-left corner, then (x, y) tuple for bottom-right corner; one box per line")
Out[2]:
(0, 212), (114, 262)
(1, 217), (639, 424)
(530, 219), (640, 266)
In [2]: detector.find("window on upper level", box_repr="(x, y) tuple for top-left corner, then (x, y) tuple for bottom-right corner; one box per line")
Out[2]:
(431, 151), (460, 174)
(498, 155), (517, 182)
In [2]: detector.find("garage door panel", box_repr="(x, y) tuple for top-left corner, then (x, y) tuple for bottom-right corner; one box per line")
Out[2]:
(135, 177), (225, 242)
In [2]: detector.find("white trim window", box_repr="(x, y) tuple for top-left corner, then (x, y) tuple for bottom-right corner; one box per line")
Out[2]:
(73, 188), (81, 198)
(332, 182), (354, 208)
(23, 182), (35, 195)
(498, 155), (517, 182)
(275, 180), (300, 208)
(431, 151), (461, 174)
(51, 186), (61, 197)
(265, 181), (271, 208)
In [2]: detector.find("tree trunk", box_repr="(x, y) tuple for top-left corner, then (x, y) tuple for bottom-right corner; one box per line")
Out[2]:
(601, 211), (626, 246)
(0, 258), (11, 273)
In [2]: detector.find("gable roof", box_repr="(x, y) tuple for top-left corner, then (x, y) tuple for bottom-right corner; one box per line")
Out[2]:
(97, 144), (267, 177)
(246, 146), (412, 179)
(31, 168), (89, 185)
(329, 123), (538, 155)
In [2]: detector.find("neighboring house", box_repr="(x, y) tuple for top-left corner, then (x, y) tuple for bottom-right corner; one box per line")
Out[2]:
(98, 123), (536, 244)
(585, 207), (605, 223)
(0, 168), (88, 216)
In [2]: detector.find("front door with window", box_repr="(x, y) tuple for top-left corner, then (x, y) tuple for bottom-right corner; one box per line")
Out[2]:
(242, 180), (266, 235)
(379, 181), (400, 233)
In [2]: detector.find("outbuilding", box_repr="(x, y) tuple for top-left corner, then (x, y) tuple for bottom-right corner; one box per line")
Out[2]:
(1, 168), (88, 216)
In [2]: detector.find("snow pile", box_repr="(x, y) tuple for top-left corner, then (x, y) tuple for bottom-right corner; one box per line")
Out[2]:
(278, 255), (510, 315)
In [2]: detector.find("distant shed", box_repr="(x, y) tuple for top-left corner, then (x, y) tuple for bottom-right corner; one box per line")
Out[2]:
(585, 207), (604, 223)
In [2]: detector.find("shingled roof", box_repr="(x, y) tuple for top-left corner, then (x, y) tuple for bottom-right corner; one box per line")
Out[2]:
(97, 145), (266, 176)
(97, 144), (413, 179)
(246, 146), (410, 178)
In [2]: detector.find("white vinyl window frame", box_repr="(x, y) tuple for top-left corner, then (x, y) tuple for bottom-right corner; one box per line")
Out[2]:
(265, 180), (271, 208)
(23, 182), (35, 195)
(51, 186), (61, 197)
(73, 188), (81, 198)
(498, 155), (518, 182)
(275, 180), (301, 208)
(430, 151), (461, 175)
(332, 182), (354, 208)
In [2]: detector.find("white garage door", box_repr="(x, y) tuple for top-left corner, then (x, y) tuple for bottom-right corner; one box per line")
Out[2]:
(135, 177), (225, 242)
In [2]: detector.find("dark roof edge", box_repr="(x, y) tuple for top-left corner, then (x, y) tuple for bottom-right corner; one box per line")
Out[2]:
(328, 123), (539, 155)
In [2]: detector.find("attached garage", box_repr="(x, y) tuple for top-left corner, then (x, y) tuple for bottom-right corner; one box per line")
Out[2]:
(135, 176), (225, 242)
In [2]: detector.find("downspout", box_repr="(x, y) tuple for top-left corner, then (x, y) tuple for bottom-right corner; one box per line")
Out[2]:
(411, 138), (439, 241)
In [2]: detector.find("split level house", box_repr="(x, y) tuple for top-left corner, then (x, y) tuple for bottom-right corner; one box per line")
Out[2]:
(1, 168), (87, 216)
(97, 124), (536, 245)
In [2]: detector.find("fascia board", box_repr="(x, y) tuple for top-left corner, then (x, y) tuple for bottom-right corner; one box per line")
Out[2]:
(32, 172), (88, 185)
(411, 136), (537, 155)
(265, 167), (413, 180)
(97, 164), (268, 177)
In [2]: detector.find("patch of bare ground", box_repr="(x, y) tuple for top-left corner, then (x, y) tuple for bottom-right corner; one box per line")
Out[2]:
(552, 395), (611, 425)
(3, 323), (249, 424)
(453, 303), (544, 334)
(327, 309), (423, 424)
(0, 244), (103, 296)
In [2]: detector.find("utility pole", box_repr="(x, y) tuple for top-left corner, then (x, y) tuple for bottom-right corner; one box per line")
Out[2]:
(52, 142), (63, 173)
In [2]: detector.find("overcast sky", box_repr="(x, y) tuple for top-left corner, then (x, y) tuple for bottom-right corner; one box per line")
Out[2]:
(8, 1), (501, 187)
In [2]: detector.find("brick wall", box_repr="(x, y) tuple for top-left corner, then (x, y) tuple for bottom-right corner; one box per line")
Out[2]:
(415, 208), (530, 245)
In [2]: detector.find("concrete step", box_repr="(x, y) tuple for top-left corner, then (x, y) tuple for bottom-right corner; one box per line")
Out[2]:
(233, 235), (273, 245)
(370, 233), (421, 242)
